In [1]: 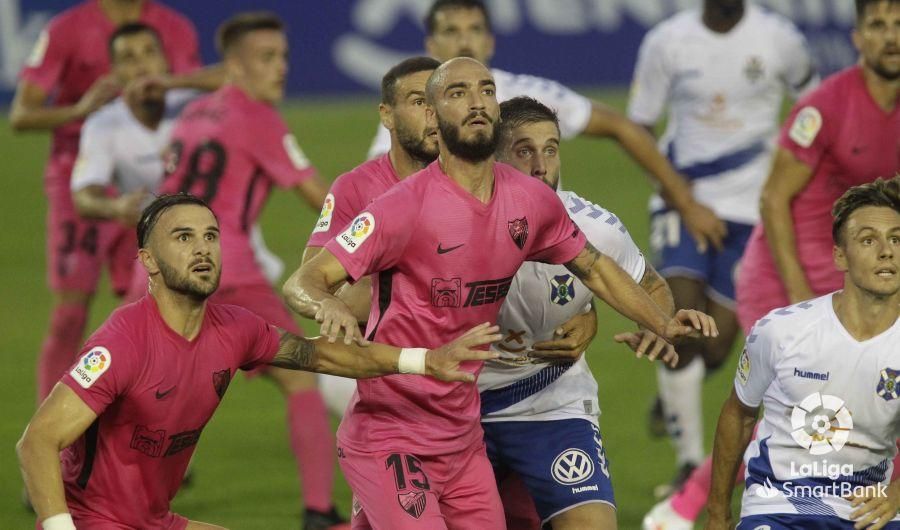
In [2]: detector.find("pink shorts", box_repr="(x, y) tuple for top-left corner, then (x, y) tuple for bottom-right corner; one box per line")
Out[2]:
(339, 442), (505, 530)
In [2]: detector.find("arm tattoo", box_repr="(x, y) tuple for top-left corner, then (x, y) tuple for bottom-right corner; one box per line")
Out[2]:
(271, 331), (318, 371)
(565, 241), (604, 280)
(639, 263), (666, 292)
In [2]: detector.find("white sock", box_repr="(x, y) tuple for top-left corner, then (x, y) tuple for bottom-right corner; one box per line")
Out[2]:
(657, 357), (705, 466)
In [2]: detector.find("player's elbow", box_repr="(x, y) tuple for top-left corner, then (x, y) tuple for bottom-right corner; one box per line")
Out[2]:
(759, 184), (787, 222)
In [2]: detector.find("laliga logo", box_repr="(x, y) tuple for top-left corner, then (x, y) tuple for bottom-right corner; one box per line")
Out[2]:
(789, 392), (852, 455)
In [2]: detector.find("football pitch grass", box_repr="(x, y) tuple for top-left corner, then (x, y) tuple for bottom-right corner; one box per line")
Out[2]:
(0, 89), (741, 529)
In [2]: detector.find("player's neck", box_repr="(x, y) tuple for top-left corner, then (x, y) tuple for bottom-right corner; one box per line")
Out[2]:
(702, 2), (744, 33)
(832, 287), (900, 342)
(389, 146), (428, 179)
(151, 287), (207, 341)
(438, 152), (495, 203)
(99, 0), (144, 25)
(860, 65), (900, 112)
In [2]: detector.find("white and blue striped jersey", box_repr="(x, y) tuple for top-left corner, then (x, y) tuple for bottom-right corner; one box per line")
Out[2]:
(478, 189), (645, 423)
(627, 5), (818, 224)
(735, 293), (900, 522)
(367, 67), (593, 158)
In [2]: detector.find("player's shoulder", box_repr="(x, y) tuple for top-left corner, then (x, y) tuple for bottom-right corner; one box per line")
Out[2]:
(558, 190), (628, 232)
(496, 162), (549, 192)
(144, 0), (195, 29)
(490, 67), (560, 93)
(793, 66), (860, 113)
(206, 302), (267, 329)
(747, 4), (803, 35)
(749, 294), (833, 350)
(83, 98), (129, 131)
(645, 8), (700, 41)
(90, 298), (154, 354)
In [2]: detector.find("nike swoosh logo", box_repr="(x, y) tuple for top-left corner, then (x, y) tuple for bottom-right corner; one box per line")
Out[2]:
(155, 386), (176, 399)
(437, 243), (465, 254)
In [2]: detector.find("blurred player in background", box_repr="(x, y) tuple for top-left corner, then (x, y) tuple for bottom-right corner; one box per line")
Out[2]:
(9, 0), (206, 406)
(706, 178), (900, 530)
(17, 193), (501, 530)
(480, 96), (680, 530)
(131, 12), (342, 530)
(368, 0), (721, 254)
(646, 4), (899, 527)
(303, 56), (441, 411)
(628, 0), (818, 498)
(287, 57), (715, 529)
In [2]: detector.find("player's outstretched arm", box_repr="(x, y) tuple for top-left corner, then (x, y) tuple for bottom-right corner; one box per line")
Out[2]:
(565, 242), (718, 343)
(583, 102), (727, 252)
(17, 384), (99, 529)
(284, 248), (365, 345)
(760, 148), (816, 303)
(301, 247), (372, 324)
(610, 262), (681, 366)
(10, 77), (119, 132)
(73, 185), (148, 226)
(270, 323), (501, 382)
(705, 389), (759, 530)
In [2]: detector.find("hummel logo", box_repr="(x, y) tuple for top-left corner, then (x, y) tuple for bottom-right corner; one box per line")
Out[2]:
(155, 386), (176, 400)
(437, 243), (464, 254)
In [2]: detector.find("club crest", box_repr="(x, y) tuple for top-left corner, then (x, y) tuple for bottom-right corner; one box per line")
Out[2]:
(508, 217), (529, 250)
(397, 490), (426, 519)
(877, 368), (900, 401)
(550, 274), (575, 306)
(212, 369), (231, 399)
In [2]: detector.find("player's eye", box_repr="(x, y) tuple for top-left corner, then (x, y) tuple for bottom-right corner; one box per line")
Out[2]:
(205, 232), (217, 242)
(862, 237), (874, 245)
(177, 233), (190, 242)
(890, 236), (900, 245)
(413, 98), (426, 106)
(517, 148), (533, 158)
(450, 90), (464, 98)
(483, 87), (495, 96)
(544, 147), (558, 157)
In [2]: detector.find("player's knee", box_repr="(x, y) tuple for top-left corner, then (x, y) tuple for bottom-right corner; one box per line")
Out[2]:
(550, 502), (616, 530)
(53, 289), (92, 307)
(48, 293), (91, 340)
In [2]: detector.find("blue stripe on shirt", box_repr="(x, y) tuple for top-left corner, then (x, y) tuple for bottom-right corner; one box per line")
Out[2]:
(667, 141), (767, 180)
(480, 362), (574, 415)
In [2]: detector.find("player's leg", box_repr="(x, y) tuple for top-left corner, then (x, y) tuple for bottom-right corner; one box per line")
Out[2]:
(183, 521), (228, 529)
(338, 445), (447, 530)
(484, 420), (542, 529)
(438, 442), (505, 530)
(550, 503), (616, 530)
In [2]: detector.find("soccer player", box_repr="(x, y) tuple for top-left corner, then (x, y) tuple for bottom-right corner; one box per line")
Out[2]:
(704, 177), (900, 530)
(477, 96), (680, 530)
(9, 0), (206, 404)
(368, 0), (726, 256)
(16, 193), (502, 530)
(628, 0), (818, 490)
(304, 55), (442, 410)
(285, 57), (716, 529)
(127, 12), (345, 529)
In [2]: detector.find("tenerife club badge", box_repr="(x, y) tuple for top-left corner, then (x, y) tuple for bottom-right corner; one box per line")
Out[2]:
(877, 368), (900, 401)
(508, 217), (529, 250)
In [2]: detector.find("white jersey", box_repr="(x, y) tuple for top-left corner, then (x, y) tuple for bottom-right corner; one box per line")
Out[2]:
(479, 189), (645, 423)
(367, 67), (592, 158)
(735, 293), (900, 522)
(627, 5), (817, 224)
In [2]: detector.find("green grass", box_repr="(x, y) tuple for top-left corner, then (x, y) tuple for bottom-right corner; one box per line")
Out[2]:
(0, 89), (741, 529)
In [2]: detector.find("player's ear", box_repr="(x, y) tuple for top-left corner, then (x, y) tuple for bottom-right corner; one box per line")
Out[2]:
(379, 103), (394, 130)
(833, 243), (848, 272)
(425, 36), (437, 58)
(138, 248), (160, 276)
(850, 27), (862, 54)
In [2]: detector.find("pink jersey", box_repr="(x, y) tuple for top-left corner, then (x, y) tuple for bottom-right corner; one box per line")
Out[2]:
(19, 0), (200, 193)
(324, 161), (586, 455)
(59, 296), (279, 528)
(160, 85), (317, 288)
(742, 66), (900, 295)
(307, 154), (399, 247)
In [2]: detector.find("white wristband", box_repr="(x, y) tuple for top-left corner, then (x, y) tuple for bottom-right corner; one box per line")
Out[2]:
(399, 348), (428, 374)
(42, 513), (76, 530)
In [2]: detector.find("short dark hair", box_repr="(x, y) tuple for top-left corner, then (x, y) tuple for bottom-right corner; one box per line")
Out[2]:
(832, 176), (900, 245)
(137, 193), (216, 248)
(216, 12), (285, 56)
(855, 0), (900, 23)
(498, 96), (561, 146)
(381, 56), (441, 105)
(424, 0), (492, 35)
(108, 22), (162, 59)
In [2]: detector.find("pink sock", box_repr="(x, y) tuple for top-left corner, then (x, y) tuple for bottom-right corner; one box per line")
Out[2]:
(670, 457), (747, 521)
(37, 302), (88, 401)
(287, 390), (335, 512)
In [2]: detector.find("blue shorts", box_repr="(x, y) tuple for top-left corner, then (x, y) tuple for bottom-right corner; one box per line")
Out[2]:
(738, 514), (900, 529)
(650, 209), (754, 304)
(482, 418), (614, 523)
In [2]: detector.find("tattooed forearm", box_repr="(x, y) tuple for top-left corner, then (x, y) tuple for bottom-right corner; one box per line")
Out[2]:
(639, 263), (675, 317)
(565, 241), (604, 280)
(270, 332), (319, 371)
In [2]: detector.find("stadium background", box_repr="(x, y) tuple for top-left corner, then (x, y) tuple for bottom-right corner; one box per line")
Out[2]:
(0, 0), (858, 528)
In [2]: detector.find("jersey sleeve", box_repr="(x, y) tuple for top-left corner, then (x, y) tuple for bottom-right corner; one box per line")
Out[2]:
(18, 20), (68, 93)
(254, 114), (318, 188)
(575, 203), (646, 283)
(526, 185), (588, 264)
(626, 26), (671, 126)
(307, 173), (363, 247)
(774, 19), (819, 98)
(777, 88), (834, 170)
(61, 330), (138, 416)
(71, 112), (115, 191)
(733, 321), (778, 408)
(235, 308), (282, 370)
(323, 189), (417, 281)
(505, 74), (592, 139)
(367, 124), (391, 159)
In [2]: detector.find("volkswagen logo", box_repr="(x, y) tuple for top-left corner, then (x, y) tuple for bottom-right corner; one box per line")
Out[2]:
(551, 449), (595, 485)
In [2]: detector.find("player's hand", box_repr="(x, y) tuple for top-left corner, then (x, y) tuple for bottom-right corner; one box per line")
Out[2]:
(426, 323), (501, 383)
(530, 310), (597, 361)
(77, 75), (120, 117)
(663, 309), (719, 342)
(124, 74), (170, 107)
(613, 330), (678, 368)
(680, 200), (727, 253)
(114, 188), (150, 226)
(316, 298), (368, 346)
(847, 481), (900, 529)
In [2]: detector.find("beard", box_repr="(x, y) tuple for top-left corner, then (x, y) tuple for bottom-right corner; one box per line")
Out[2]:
(869, 56), (900, 81)
(156, 256), (219, 301)
(438, 112), (500, 162)
(395, 122), (439, 164)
